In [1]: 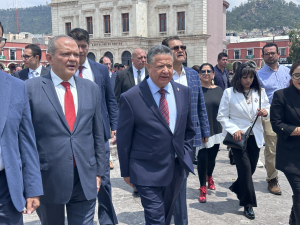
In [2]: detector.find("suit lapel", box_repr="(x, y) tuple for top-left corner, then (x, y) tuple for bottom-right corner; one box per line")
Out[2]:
(20, 68), (29, 80)
(234, 91), (251, 119)
(89, 59), (101, 85)
(41, 73), (70, 133)
(41, 66), (48, 76)
(185, 67), (193, 88)
(128, 67), (135, 87)
(251, 90), (260, 118)
(0, 73), (11, 136)
(139, 79), (173, 134)
(172, 81), (182, 134)
(289, 85), (300, 119)
(72, 76), (83, 133)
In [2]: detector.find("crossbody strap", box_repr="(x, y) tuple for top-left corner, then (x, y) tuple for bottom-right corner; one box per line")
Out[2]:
(246, 93), (261, 137)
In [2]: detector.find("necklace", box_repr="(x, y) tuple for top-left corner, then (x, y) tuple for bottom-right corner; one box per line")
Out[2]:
(243, 89), (252, 104)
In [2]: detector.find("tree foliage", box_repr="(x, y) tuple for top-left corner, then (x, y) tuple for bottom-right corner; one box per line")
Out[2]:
(0, 5), (52, 34)
(288, 28), (300, 63)
(226, 62), (233, 71)
(227, 0), (300, 31)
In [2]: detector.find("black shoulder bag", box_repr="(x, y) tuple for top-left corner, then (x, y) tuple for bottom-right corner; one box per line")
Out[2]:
(223, 93), (261, 150)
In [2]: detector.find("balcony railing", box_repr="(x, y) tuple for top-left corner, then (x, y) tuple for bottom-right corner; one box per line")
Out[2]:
(246, 55), (254, 59)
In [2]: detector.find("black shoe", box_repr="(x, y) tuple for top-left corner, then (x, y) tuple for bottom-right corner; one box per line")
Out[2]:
(244, 207), (255, 220)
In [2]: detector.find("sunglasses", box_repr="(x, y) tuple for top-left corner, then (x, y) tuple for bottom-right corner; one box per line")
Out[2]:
(170, 45), (186, 51)
(200, 70), (212, 75)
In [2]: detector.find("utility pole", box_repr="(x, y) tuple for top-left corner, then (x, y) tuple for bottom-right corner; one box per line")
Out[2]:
(16, 0), (20, 34)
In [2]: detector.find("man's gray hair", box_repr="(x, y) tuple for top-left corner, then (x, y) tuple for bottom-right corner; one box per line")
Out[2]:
(147, 45), (173, 65)
(47, 35), (76, 55)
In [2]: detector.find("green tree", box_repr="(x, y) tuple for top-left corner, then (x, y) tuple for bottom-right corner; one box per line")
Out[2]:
(288, 28), (300, 63)
(226, 62), (233, 71)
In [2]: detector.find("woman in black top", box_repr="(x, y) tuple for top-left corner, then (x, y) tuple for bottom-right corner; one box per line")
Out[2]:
(271, 60), (300, 225)
(196, 63), (224, 203)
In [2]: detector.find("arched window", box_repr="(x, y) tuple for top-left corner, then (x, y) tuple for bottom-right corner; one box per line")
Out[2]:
(122, 51), (132, 66)
(87, 52), (96, 62)
(104, 52), (113, 66)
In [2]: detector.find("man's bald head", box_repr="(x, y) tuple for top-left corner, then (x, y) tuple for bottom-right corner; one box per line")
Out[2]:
(131, 48), (147, 70)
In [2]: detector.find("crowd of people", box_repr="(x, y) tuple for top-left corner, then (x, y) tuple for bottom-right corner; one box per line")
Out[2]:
(0, 19), (300, 225)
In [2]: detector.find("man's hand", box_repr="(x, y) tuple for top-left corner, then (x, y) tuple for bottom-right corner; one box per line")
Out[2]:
(123, 177), (134, 188)
(111, 130), (117, 145)
(202, 137), (209, 144)
(23, 196), (40, 214)
(97, 176), (101, 194)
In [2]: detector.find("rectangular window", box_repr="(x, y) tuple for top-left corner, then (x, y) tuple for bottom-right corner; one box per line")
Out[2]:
(87, 17), (93, 34)
(280, 48), (286, 56)
(177, 12), (185, 31)
(234, 50), (240, 59)
(104, 15), (111, 33)
(10, 49), (16, 60)
(247, 49), (253, 56)
(65, 22), (71, 35)
(159, 13), (167, 32)
(122, 13), (129, 32)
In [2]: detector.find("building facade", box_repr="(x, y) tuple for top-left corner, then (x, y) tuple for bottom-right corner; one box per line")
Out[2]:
(49, 0), (229, 67)
(226, 36), (290, 71)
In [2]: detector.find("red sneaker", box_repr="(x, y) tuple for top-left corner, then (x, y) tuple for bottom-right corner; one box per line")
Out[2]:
(207, 176), (215, 190)
(199, 186), (207, 203)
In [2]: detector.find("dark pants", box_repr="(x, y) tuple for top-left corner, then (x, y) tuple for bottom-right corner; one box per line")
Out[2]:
(197, 144), (220, 186)
(230, 135), (260, 207)
(98, 141), (118, 225)
(135, 158), (184, 225)
(0, 170), (23, 225)
(285, 173), (300, 224)
(36, 167), (96, 225)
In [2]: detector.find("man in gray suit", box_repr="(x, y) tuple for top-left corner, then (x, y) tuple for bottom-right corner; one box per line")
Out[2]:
(0, 21), (43, 225)
(13, 44), (49, 80)
(25, 35), (106, 225)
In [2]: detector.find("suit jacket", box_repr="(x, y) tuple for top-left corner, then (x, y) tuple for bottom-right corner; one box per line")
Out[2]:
(0, 71), (43, 212)
(12, 66), (49, 81)
(184, 66), (210, 147)
(89, 59), (119, 141)
(110, 72), (117, 90)
(25, 73), (106, 204)
(217, 87), (270, 148)
(114, 66), (149, 107)
(270, 85), (300, 176)
(117, 78), (196, 187)
(214, 65), (231, 91)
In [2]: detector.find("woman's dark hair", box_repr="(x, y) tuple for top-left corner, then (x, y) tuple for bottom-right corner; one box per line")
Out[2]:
(290, 60), (300, 76)
(192, 65), (200, 73)
(199, 63), (214, 73)
(231, 62), (261, 94)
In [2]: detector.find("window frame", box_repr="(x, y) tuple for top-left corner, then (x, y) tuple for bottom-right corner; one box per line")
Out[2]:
(86, 17), (93, 34)
(177, 12), (185, 31)
(122, 13), (129, 32)
(234, 49), (240, 59)
(159, 13), (167, 32)
(65, 22), (71, 35)
(104, 15), (111, 34)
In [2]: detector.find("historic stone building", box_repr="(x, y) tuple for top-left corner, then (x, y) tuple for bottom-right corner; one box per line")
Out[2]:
(49, 0), (229, 67)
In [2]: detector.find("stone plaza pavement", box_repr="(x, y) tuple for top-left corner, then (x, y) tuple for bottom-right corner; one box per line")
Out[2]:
(24, 143), (292, 225)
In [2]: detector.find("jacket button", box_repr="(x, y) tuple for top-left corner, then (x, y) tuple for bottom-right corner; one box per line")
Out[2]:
(69, 155), (73, 160)
(251, 121), (253, 123)
(281, 128), (284, 130)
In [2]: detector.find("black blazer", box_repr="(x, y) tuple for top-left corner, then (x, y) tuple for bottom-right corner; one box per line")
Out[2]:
(114, 66), (148, 107)
(12, 66), (50, 81)
(270, 85), (300, 176)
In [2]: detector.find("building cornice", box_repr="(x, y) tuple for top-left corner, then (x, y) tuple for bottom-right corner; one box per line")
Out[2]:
(172, 3), (189, 9)
(48, 1), (78, 7)
(117, 5), (132, 11)
(154, 4), (170, 10)
(223, 0), (230, 9)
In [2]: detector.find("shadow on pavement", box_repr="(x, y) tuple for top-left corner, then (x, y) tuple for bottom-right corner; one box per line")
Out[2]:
(117, 211), (144, 224)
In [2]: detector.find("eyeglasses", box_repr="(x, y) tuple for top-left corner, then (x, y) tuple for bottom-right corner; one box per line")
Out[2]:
(200, 70), (212, 75)
(0, 37), (7, 48)
(264, 52), (277, 56)
(292, 73), (300, 80)
(170, 45), (186, 51)
(104, 63), (112, 66)
(21, 54), (33, 60)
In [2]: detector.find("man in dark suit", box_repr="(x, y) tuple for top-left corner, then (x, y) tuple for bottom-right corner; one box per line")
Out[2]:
(114, 48), (148, 107)
(214, 52), (231, 91)
(25, 35), (106, 225)
(12, 44), (49, 80)
(0, 23), (43, 225)
(162, 36), (210, 225)
(68, 28), (119, 225)
(117, 45), (196, 225)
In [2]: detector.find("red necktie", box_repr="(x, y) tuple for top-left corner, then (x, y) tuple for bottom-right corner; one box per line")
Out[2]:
(78, 66), (85, 78)
(158, 89), (169, 126)
(61, 81), (76, 166)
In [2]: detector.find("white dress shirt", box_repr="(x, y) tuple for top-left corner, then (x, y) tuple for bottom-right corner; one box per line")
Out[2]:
(28, 64), (43, 79)
(51, 69), (78, 115)
(133, 65), (145, 85)
(147, 77), (177, 133)
(173, 67), (188, 87)
(75, 58), (95, 82)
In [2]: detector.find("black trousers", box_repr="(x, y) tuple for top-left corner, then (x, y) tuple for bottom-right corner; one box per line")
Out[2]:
(197, 144), (220, 186)
(230, 135), (260, 207)
(285, 173), (300, 196)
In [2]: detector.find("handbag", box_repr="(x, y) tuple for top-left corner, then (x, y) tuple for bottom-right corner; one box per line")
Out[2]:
(223, 92), (261, 150)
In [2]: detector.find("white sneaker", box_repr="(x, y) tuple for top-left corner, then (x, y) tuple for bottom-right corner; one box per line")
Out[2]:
(257, 158), (264, 168)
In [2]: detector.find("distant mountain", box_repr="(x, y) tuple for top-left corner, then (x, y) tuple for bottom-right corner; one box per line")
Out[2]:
(227, 0), (300, 31)
(0, 5), (52, 34)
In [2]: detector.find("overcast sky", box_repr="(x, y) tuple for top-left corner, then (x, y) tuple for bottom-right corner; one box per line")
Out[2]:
(0, 0), (299, 10)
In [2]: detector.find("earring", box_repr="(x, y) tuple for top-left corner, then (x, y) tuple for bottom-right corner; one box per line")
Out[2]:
(290, 80), (293, 85)
(211, 79), (214, 85)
